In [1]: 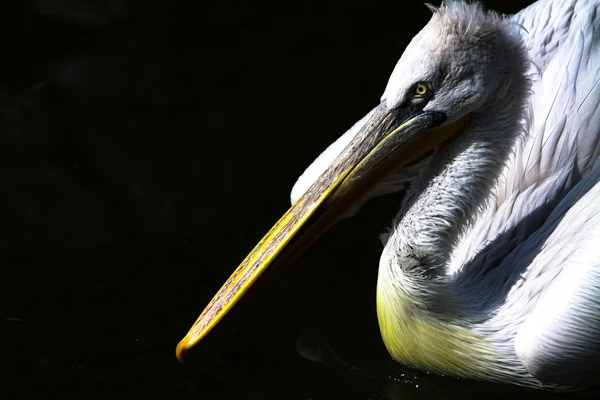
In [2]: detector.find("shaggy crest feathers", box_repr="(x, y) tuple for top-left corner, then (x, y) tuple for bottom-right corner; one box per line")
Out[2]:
(426, 1), (507, 38)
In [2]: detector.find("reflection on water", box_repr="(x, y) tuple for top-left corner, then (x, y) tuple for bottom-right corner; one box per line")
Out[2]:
(1, 0), (588, 398)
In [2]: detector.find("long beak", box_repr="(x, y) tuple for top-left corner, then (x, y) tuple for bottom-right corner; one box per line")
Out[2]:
(176, 102), (472, 360)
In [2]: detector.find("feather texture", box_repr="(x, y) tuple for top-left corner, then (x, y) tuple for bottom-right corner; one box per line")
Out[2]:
(291, 0), (600, 389)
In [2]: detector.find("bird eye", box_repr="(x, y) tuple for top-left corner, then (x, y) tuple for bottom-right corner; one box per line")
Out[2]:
(413, 82), (433, 99)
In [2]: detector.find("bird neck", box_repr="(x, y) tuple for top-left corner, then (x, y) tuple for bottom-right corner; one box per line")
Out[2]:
(375, 86), (528, 380)
(382, 70), (529, 292)
(398, 116), (519, 273)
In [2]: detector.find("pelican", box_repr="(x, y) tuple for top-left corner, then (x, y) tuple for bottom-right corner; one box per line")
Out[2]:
(177, 0), (600, 391)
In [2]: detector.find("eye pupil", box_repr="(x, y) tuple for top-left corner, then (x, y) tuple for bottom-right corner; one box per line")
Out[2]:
(412, 82), (432, 100)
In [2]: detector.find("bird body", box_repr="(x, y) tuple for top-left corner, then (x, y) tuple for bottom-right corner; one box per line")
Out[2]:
(178, 0), (600, 391)
(297, 0), (600, 389)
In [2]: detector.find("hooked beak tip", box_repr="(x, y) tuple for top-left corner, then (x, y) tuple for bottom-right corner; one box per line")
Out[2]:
(176, 339), (190, 362)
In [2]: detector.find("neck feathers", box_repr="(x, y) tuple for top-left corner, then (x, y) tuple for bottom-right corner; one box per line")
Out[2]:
(385, 37), (530, 284)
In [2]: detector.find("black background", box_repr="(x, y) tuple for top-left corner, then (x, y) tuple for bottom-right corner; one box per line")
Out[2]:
(0, 0), (584, 398)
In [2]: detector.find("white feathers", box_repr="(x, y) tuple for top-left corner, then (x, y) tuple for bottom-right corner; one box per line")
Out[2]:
(397, 0), (600, 387)
(291, 0), (600, 388)
(449, 0), (600, 284)
(500, 164), (600, 387)
(502, 0), (600, 199)
(382, 1), (522, 119)
(381, 1), (531, 274)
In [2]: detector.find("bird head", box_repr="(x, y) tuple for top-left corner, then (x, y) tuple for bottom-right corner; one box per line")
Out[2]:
(175, 1), (528, 360)
(385, 2), (527, 126)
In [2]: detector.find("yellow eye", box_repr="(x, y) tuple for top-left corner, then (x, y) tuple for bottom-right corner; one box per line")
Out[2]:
(413, 82), (432, 98)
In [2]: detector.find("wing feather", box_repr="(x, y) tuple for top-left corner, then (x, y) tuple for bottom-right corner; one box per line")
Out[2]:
(512, 168), (600, 386)
(450, 0), (600, 272)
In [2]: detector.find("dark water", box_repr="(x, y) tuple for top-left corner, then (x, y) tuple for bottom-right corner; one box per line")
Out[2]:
(0, 0), (586, 398)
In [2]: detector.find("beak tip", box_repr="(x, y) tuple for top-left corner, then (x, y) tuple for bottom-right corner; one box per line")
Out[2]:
(176, 339), (190, 362)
